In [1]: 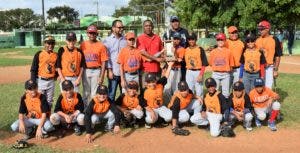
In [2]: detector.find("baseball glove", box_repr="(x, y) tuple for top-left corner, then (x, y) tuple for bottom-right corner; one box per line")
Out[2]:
(12, 140), (29, 149)
(220, 125), (235, 137)
(172, 127), (190, 136)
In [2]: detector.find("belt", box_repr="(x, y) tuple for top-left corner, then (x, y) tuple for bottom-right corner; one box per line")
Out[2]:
(245, 71), (259, 74)
(171, 67), (180, 71)
(125, 71), (139, 75)
(87, 66), (100, 69)
(39, 77), (54, 81)
(188, 69), (201, 71)
(232, 66), (240, 69)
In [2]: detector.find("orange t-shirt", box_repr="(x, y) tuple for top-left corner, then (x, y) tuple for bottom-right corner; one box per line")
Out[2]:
(185, 47), (203, 69)
(61, 92), (79, 114)
(38, 50), (57, 78)
(117, 47), (142, 72)
(225, 39), (244, 67)
(25, 93), (43, 119)
(80, 41), (108, 68)
(173, 46), (185, 68)
(204, 91), (221, 114)
(93, 97), (110, 114)
(61, 46), (82, 77)
(168, 91), (193, 109)
(144, 84), (164, 109)
(121, 94), (139, 110)
(255, 35), (275, 65)
(243, 49), (262, 72)
(209, 47), (234, 72)
(249, 87), (278, 108)
(232, 93), (245, 112)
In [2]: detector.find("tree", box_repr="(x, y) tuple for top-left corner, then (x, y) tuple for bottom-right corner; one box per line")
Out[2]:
(47, 5), (79, 24)
(0, 8), (41, 31)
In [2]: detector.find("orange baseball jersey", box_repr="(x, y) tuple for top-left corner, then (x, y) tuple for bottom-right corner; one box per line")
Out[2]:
(80, 41), (108, 68)
(61, 92), (79, 114)
(168, 91), (193, 109)
(24, 93), (43, 119)
(231, 93), (245, 112)
(203, 91), (222, 114)
(61, 46), (83, 77)
(173, 46), (185, 68)
(117, 47), (142, 72)
(38, 50), (57, 78)
(92, 97), (111, 114)
(255, 35), (275, 65)
(225, 39), (244, 67)
(144, 84), (164, 109)
(209, 47), (234, 72)
(242, 49), (264, 72)
(121, 94), (139, 110)
(185, 47), (208, 69)
(249, 87), (278, 108)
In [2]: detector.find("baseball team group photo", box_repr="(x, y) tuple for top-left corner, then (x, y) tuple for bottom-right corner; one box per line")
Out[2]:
(0, 0), (300, 153)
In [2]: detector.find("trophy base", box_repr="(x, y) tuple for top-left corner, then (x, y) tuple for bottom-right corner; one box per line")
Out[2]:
(165, 56), (176, 62)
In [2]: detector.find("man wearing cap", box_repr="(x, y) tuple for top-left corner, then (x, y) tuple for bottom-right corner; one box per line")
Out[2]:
(185, 31), (209, 98)
(249, 78), (281, 131)
(228, 81), (254, 131)
(11, 80), (54, 140)
(209, 33), (234, 98)
(225, 26), (245, 88)
(163, 32), (186, 102)
(168, 81), (203, 135)
(80, 25), (108, 106)
(84, 85), (121, 143)
(30, 36), (57, 107)
(103, 20), (127, 102)
(256, 20), (282, 89)
(56, 32), (86, 93)
(137, 20), (165, 88)
(117, 32), (142, 93)
(50, 80), (85, 137)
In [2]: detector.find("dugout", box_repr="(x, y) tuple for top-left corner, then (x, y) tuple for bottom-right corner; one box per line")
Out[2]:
(14, 29), (42, 47)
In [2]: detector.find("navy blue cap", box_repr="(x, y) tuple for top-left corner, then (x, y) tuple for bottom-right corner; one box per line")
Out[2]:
(66, 32), (77, 41)
(170, 16), (179, 22)
(254, 78), (265, 87)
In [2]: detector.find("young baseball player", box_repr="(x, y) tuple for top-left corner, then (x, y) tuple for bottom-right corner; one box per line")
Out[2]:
(225, 26), (245, 88)
(80, 25), (108, 105)
(196, 78), (229, 137)
(163, 32), (186, 102)
(118, 32), (142, 93)
(239, 34), (266, 93)
(168, 81), (203, 135)
(249, 78), (280, 131)
(210, 33), (234, 98)
(84, 85), (121, 143)
(228, 81), (254, 131)
(30, 36), (57, 107)
(115, 81), (144, 127)
(50, 80), (85, 137)
(56, 32), (86, 92)
(11, 80), (54, 140)
(184, 32), (209, 98)
(143, 61), (174, 128)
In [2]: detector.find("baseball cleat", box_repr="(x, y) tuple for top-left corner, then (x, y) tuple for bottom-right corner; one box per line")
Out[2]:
(268, 121), (277, 131)
(255, 119), (262, 128)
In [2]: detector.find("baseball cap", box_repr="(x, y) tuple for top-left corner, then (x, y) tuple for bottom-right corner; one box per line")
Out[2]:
(245, 34), (256, 43)
(215, 33), (226, 41)
(66, 32), (77, 41)
(25, 80), (38, 90)
(258, 20), (271, 29)
(178, 81), (189, 92)
(228, 26), (238, 33)
(187, 32), (197, 40)
(87, 25), (98, 33)
(254, 78), (265, 87)
(125, 32), (135, 40)
(96, 85), (108, 95)
(173, 32), (181, 39)
(145, 73), (156, 83)
(205, 78), (217, 88)
(127, 81), (139, 91)
(170, 16), (179, 22)
(233, 81), (244, 91)
(62, 80), (74, 91)
(44, 35), (55, 43)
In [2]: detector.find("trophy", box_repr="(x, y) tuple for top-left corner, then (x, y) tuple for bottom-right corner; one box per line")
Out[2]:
(164, 30), (176, 61)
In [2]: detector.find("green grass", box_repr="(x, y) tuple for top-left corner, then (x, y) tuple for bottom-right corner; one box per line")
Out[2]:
(0, 58), (32, 66)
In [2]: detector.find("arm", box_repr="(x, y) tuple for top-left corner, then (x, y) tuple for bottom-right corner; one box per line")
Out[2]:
(56, 48), (65, 81)
(84, 100), (94, 143)
(163, 61), (175, 78)
(36, 95), (50, 139)
(18, 95), (27, 134)
(99, 61), (106, 85)
(30, 51), (41, 81)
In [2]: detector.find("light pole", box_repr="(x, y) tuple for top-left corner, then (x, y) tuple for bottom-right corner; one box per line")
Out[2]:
(42, 0), (45, 30)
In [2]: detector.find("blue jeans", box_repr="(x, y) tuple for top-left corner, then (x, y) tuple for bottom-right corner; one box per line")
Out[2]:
(108, 76), (121, 102)
(243, 71), (259, 94)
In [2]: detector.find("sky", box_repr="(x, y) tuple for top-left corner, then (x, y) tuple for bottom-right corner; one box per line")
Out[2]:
(0, 0), (130, 17)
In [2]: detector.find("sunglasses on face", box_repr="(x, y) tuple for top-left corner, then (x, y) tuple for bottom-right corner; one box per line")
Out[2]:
(46, 42), (55, 45)
(116, 26), (124, 29)
(229, 31), (238, 34)
(88, 32), (97, 35)
(216, 39), (224, 41)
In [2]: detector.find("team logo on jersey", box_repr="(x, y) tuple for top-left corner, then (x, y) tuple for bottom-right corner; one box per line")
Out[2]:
(46, 63), (52, 74)
(214, 57), (226, 66)
(127, 57), (138, 68)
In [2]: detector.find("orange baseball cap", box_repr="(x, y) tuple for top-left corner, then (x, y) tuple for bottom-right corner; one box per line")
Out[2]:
(215, 33), (226, 41)
(228, 26), (238, 33)
(258, 20), (271, 29)
(125, 32), (135, 40)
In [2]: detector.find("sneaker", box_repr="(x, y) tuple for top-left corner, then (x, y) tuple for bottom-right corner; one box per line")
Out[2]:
(23, 127), (36, 140)
(268, 121), (277, 131)
(255, 119), (262, 128)
(74, 125), (82, 136)
(145, 123), (152, 129)
(246, 127), (253, 131)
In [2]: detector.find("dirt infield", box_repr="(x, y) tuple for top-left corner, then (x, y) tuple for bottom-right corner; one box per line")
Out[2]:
(0, 55), (300, 85)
